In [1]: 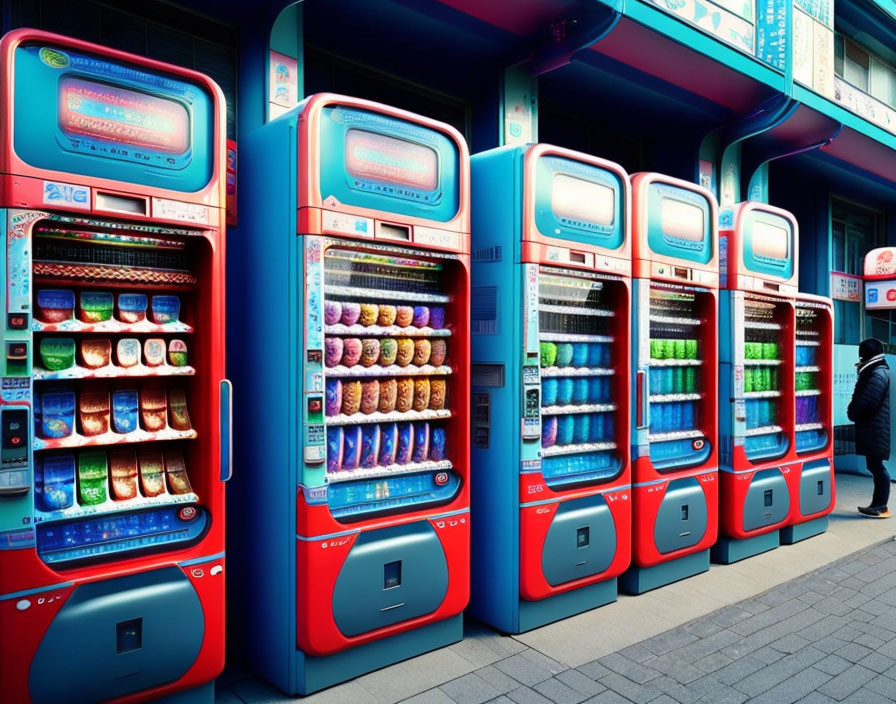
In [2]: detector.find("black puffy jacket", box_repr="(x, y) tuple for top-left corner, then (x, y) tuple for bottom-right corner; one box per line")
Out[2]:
(847, 358), (890, 459)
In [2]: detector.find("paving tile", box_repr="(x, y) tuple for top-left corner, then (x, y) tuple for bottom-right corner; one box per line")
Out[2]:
(484, 698), (514, 704)
(691, 650), (734, 674)
(712, 655), (767, 686)
(796, 694), (839, 704)
(818, 664), (878, 701)
(741, 598), (773, 615)
(815, 654), (854, 677)
(841, 688), (895, 704)
(403, 689), (457, 704)
(451, 625), (526, 668)
(745, 667), (832, 704)
(731, 646), (825, 697)
(355, 648), (475, 703)
(711, 605), (754, 628)
(772, 634), (811, 654)
(579, 691), (634, 704)
(813, 636), (852, 655)
(532, 677), (588, 704)
(596, 653), (661, 684)
(863, 674), (896, 700)
(554, 670), (606, 697)
(857, 652), (896, 675)
(837, 642), (876, 664)
(798, 616), (852, 642)
(596, 673), (661, 704)
(751, 645), (786, 665)
(694, 684), (748, 704)
(832, 626), (864, 643)
(799, 591), (828, 606)
(506, 687), (554, 704)
(648, 675), (700, 704)
(475, 666), (523, 695)
(440, 674), (502, 704)
(855, 634), (888, 651)
(639, 653), (705, 684)
(683, 618), (723, 638)
(640, 627), (699, 656)
(575, 660), (613, 682)
(855, 622), (896, 641)
(494, 653), (562, 688)
(615, 644), (656, 664)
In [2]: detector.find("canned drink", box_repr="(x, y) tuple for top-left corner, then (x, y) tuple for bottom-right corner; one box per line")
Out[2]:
(662, 338), (676, 359)
(662, 368), (675, 395)
(746, 400), (758, 429)
(685, 339), (698, 359)
(770, 367), (778, 390)
(809, 396), (818, 422)
(673, 367), (686, 394)
(603, 414), (615, 441)
(557, 415), (575, 445)
(650, 369), (662, 394)
(758, 400), (771, 426)
(590, 413), (603, 442)
(589, 377), (603, 403)
(573, 378), (590, 405)
(650, 405), (663, 432)
(674, 339), (687, 359)
(542, 379), (559, 406)
(672, 401), (683, 428)
(602, 343), (613, 367)
(574, 414), (590, 443)
(745, 342), (759, 360)
(662, 403), (675, 431)
(685, 367), (697, 393)
(683, 401), (695, 428)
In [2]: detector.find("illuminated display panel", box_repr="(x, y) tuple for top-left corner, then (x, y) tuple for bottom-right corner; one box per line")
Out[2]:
(661, 198), (705, 241)
(752, 220), (790, 260)
(552, 174), (615, 227)
(344, 129), (438, 191)
(59, 76), (190, 154)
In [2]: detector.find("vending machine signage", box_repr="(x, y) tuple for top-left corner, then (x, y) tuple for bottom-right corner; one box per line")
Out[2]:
(0, 29), (228, 704)
(623, 172), (719, 595)
(233, 94), (470, 695)
(469, 144), (632, 634)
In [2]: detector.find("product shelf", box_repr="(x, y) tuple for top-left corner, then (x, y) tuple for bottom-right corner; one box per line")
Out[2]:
(745, 425), (784, 437)
(649, 315), (702, 326)
(541, 403), (617, 415)
(648, 429), (705, 442)
(539, 333), (614, 343)
(326, 408), (452, 426)
(325, 324), (451, 337)
(795, 340), (821, 347)
(744, 390), (783, 399)
(649, 393), (703, 402)
(743, 359), (783, 366)
(324, 285), (449, 304)
(540, 366), (615, 377)
(33, 364), (196, 381)
(648, 359), (702, 367)
(539, 304), (614, 317)
(541, 441), (617, 457)
(795, 422), (825, 432)
(795, 389), (822, 397)
(34, 427), (198, 451)
(325, 364), (452, 378)
(34, 492), (199, 525)
(795, 366), (820, 373)
(325, 459), (452, 484)
(33, 319), (193, 334)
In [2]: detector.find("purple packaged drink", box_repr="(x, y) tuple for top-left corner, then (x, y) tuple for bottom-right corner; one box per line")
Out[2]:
(430, 427), (447, 461)
(379, 423), (398, 465)
(342, 426), (363, 470)
(341, 303), (361, 326)
(572, 378), (589, 405)
(429, 307), (445, 329)
(360, 425), (380, 468)
(324, 338), (343, 367)
(412, 422), (430, 463)
(413, 306), (431, 328)
(541, 416), (558, 448)
(325, 379), (342, 416)
(397, 422), (414, 464)
(557, 415), (575, 445)
(324, 300), (342, 325)
(326, 427), (344, 472)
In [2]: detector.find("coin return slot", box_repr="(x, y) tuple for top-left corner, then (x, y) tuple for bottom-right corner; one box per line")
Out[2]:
(674, 267), (689, 279)
(116, 618), (142, 654)
(384, 560), (401, 590)
(763, 281), (780, 292)
(569, 251), (586, 264)
(817, 480), (824, 495)
(378, 223), (410, 241)
(576, 526), (590, 549)
(764, 489), (773, 507)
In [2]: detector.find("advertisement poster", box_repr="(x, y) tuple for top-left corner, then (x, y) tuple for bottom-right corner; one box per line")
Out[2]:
(830, 272), (862, 302)
(269, 51), (299, 120)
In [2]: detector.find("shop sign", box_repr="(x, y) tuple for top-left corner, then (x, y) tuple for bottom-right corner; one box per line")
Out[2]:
(864, 280), (896, 309)
(830, 272), (861, 302)
(834, 77), (896, 135)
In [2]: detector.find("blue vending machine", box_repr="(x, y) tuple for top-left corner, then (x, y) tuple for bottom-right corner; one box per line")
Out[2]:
(469, 144), (632, 634)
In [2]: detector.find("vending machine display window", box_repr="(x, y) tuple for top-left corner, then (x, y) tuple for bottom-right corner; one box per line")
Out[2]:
(795, 302), (832, 455)
(25, 215), (213, 567)
(645, 283), (714, 471)
(322, 246), (463, 520)
(537, 268), (626, 488)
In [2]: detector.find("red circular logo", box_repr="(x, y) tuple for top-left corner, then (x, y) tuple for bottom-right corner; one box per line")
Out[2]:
(179, 506), (198, 521)
(692, 439), (705, 451)
(434, 472), (449, 486)
(887, 289), (896, 302)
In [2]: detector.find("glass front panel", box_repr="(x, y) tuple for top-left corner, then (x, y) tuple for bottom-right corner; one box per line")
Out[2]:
(796, 302), (831, 455)
(537, 268), (624, 488)
(29, 217), (209, 567)
(646, 283), (712, 471)
(322, 247), (461, 520)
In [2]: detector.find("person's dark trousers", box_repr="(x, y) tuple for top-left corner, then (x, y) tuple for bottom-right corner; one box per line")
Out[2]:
(866, 456), (891, 509)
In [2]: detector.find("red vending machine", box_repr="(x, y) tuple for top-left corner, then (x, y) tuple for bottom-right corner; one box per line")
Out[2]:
(715, 203), (802, 563)
(232, 94), (470, 695)
(0, 29), (228, 704)
(622, 173), (719, 594)
(782, 291), (835, 543)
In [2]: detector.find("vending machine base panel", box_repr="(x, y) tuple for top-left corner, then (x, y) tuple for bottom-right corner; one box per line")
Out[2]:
(711, 531), (780, 564)
(294, 614), (463, 696)
(781, 516), (829, 545)
(157, 681), (214, 704)
(619, 550), (710, 595)
(516, 578), (618, 634)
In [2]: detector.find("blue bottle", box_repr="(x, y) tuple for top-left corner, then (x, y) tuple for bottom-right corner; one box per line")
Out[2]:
(542, 379), (559, 406)
(573, 378), (590, 405)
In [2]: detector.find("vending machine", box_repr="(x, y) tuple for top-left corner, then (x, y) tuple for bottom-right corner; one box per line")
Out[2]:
(468, 144), (631, 634)
(622, 173), (719, 595)
(232, 94), (470, 695)
(714, 202), (802, 563)
(0, 29), (228, 704)
(781, 291), (835, 544)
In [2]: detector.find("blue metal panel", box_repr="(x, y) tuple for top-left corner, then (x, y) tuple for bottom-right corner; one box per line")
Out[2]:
(227, 114), (299, 695)
(468, 145), (524, 634)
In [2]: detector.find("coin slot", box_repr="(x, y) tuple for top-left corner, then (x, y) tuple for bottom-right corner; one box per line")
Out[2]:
(116, 618), (142, 654)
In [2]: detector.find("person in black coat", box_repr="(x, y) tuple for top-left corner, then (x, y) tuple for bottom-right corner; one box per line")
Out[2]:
(847, 337), (891, 518)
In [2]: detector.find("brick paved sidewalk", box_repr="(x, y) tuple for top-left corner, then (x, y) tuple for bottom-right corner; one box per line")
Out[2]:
(402, 538), (896, 704)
